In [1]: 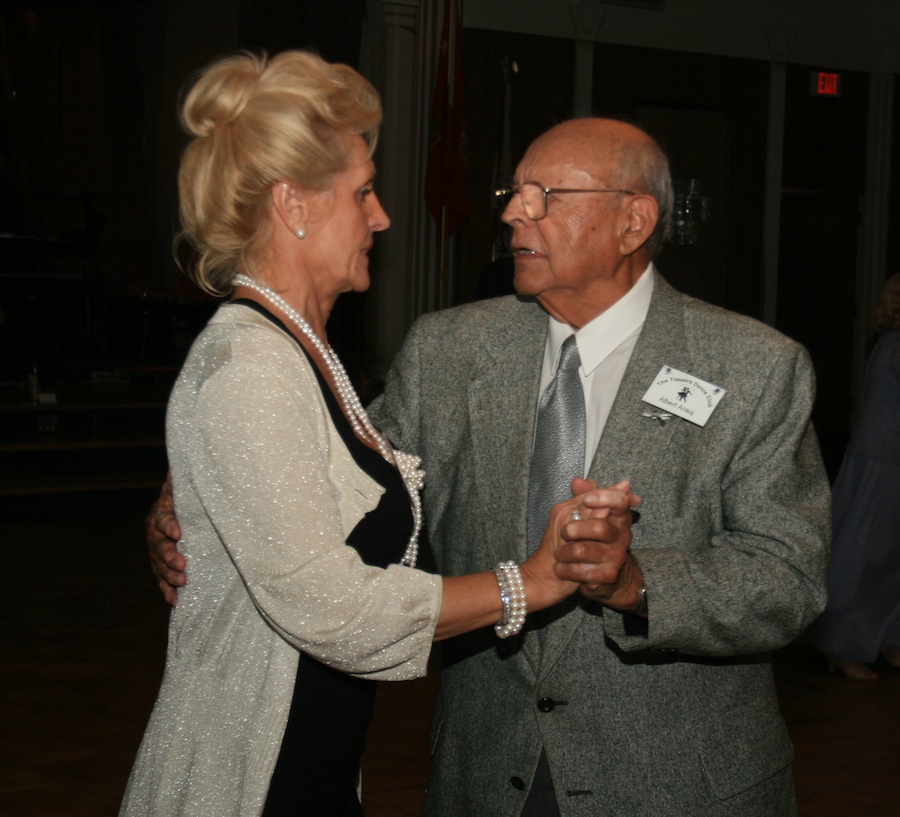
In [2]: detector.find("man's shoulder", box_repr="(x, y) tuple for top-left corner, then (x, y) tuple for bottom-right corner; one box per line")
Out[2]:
(410, 295), (544, 340)
(420, 294), (539, 322)
(659, 280), (801, 357)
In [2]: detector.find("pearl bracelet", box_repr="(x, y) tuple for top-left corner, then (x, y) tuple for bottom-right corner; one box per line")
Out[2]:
(494, 560), (527, 638)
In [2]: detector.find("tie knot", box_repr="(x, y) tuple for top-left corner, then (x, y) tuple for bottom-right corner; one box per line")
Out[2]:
(558, 335), (581, 372)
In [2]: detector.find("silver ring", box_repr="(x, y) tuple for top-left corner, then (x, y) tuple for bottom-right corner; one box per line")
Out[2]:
(571, 510), (583, 521)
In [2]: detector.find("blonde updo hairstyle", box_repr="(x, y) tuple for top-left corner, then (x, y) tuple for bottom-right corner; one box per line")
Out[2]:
(177, 50), (382, 296)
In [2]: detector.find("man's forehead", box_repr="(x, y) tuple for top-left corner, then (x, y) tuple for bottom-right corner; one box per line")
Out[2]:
(518, 119), (637, 178)
(514, 151), (606, 186)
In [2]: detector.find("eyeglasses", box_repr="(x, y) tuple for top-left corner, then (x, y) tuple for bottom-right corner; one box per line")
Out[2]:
(494, 182), (636, 221)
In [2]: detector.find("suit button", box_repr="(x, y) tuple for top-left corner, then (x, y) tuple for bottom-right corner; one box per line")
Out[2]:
(537, 697), (555, 712)
(510, 776), (526, 790)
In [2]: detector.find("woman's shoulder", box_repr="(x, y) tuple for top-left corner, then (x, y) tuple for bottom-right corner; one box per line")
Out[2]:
(176, 303), (318, 402)
(194, 303), (306, 362)
(869, 330), (900, 379)
(874, 328), (900, 351)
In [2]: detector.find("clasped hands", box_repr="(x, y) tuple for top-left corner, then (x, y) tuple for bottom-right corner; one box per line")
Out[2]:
(522, 477), (644, 617)
(147, 473), (644, 617)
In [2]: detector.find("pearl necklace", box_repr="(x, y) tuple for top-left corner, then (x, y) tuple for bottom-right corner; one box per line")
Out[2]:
(232, 273), (423, 567)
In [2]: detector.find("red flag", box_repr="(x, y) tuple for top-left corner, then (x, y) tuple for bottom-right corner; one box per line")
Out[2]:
(424, 0), (469, 239)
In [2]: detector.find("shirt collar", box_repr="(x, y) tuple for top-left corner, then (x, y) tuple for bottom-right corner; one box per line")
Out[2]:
(546, 263), (655, 374)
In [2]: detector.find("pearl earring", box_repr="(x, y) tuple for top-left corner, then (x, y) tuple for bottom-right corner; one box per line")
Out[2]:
(296, 228), (306, 239)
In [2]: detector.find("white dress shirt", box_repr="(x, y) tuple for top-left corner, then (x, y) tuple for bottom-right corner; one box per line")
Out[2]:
(538, 263), (655, 474)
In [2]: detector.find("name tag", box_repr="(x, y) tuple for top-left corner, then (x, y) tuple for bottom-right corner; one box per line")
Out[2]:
(642, 365), (726, 427)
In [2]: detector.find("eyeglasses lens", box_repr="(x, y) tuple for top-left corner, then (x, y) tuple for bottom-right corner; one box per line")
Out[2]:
(495, 184), (544, 219)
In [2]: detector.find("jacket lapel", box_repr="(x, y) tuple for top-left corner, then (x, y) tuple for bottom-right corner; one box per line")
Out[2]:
(591, 275), (690, 491)
(539, 275), (691, 673)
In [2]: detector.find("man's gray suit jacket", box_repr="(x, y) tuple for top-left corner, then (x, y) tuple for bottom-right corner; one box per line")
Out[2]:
(369, 273), (830, 817)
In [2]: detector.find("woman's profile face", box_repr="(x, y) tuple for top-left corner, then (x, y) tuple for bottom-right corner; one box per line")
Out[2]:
(304, 135), (390, 297)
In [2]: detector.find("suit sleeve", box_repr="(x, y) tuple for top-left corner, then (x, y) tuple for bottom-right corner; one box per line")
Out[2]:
(606, 341), (831, 656)
(368, 319), (424, 459)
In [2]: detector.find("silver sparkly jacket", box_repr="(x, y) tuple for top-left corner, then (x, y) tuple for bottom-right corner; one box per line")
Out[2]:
(120, 304), (441, 817)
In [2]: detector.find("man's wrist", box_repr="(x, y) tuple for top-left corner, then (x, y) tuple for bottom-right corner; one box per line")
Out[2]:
(629, 585), (648, 617)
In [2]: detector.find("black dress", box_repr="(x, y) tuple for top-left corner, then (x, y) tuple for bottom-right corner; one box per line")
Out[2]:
(806, 330), (900, 661)
(236, 302), (413, 817)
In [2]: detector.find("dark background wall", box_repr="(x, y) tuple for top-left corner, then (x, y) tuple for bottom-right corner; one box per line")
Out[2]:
(0, 0), (369, 385)
(455, 35), (874, 474)
(0, 0), (894, 477)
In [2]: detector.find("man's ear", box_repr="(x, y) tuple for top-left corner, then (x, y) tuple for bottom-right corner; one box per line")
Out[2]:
(270, 182), (308, 238)
(618, 194), (659, 256)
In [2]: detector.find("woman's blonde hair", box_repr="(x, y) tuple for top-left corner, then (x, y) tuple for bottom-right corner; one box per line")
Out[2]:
(871, 273), (900, 332)
(176, 50), (382, 296)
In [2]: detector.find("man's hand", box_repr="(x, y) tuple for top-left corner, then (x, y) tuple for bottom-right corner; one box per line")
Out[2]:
(145, 473), (186, 606)
(556, 478), (646, 615)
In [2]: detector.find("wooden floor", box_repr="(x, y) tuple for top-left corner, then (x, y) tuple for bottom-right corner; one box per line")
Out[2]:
(2, 491), (899, 817)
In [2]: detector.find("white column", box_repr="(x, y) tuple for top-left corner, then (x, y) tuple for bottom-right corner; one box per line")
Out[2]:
(573, 40), (594, 117)
(365, 0), (436, 379)
(569, 4), (604, 117)
(761, 28), (793, 327)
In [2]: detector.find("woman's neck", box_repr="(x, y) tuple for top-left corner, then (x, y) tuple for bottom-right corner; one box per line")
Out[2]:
(230, 275), (383, 455)
(233, 271), (333, 342)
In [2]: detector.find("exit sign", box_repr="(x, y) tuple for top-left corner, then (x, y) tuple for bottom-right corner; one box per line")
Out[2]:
(811, 70), (841, 97)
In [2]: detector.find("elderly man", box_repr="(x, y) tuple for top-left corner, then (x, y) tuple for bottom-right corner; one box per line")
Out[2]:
(150, 118), (829, 816)
(368, 117), (829, 816)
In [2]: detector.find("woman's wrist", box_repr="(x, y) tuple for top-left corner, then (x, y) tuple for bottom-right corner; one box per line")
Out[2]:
(494, 561), (527, 638)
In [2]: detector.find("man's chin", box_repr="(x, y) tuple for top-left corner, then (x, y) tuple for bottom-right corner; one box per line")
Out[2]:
(512, 266), (542, 297)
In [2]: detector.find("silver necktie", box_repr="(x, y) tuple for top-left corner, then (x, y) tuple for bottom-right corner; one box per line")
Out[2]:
(527, 334), (586, 554)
